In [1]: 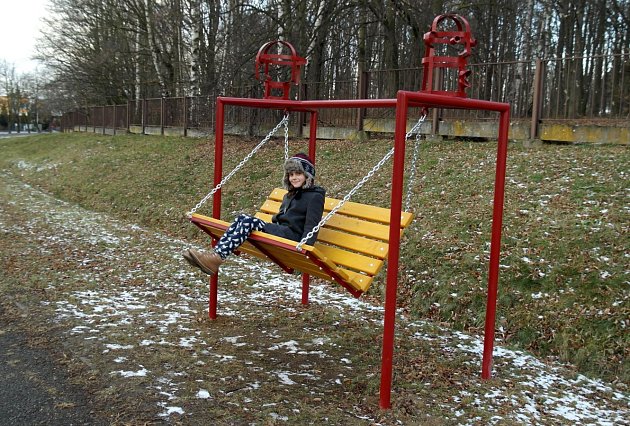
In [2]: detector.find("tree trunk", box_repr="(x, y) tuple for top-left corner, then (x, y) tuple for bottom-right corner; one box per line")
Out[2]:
(144, 0), (168, 97)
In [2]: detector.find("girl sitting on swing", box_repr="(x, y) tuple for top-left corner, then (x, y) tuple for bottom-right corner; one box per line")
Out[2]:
(184, 153), (326, 275)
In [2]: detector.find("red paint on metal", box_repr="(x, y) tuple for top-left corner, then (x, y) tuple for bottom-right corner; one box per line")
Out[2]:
(209, 98), (225, 320)
(210, 93), (509, 396)
(302, 111), (320, 305)
(204, 32), (509, 409)
(215, 97), (398, 110)
(421, 14), (477, 97)
(209, 275), (218, 320)
(375, 90), (509, 409)
(483, 108), (510, 378)
(255, 40), (307, 100)
(379, 90), (409, 409)
(301, 274), (310, 305)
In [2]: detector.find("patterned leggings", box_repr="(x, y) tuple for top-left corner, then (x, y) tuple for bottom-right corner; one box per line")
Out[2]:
(214, 214), (267, 260)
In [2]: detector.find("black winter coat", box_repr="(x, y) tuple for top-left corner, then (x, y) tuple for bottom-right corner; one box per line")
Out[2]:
(264, 186), (326, 245)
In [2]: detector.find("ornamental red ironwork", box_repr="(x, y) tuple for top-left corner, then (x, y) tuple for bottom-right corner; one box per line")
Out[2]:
(421, 14), (477, 98)
(255, 40), (307, 100)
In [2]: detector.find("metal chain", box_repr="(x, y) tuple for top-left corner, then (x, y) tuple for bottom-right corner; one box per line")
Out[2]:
(404, 113), (427, 211)
(296, 147), (395, 251)
(296, 113), (427, 251)
(188, 112), (290, 217)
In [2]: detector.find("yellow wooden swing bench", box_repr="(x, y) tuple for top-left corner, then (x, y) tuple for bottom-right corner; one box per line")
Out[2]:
(190, 188), (414, 297)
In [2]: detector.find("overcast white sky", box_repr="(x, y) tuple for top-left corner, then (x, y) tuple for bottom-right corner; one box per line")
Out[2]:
(0, 0), (49, 74)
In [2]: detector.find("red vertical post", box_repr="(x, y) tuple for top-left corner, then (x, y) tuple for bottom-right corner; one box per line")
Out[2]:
(301, 275), (310, 305)
(209, 99), (226, 320)
(482, 106), (510, 378)
(379, 92), (408, 409)
(301, 111), (319, 305)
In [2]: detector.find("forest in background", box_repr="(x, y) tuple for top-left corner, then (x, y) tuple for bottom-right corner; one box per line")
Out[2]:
(1, 0), (629, 129)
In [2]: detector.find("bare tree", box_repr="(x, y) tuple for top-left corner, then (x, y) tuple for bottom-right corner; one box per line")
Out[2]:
(31, 0), (627, 116)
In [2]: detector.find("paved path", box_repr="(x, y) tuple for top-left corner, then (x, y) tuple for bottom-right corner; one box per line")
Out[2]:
(0, 310), (106, 426)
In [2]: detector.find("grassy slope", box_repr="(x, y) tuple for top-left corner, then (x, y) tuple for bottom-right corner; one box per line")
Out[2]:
(1, 132), (627, 385)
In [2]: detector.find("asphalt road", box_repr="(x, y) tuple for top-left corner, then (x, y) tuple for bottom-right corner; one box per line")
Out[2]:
(0, 312), (106, 426)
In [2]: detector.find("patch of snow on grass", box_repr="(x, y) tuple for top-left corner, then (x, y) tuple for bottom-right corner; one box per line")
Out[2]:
(113, 366), (149, 377)
(3, 175), (628, 424)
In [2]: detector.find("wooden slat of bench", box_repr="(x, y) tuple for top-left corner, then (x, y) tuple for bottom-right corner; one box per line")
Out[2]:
(192, 215), (324, 276)
(201, 214), (382, 276)
(256, 212), (390, 260)
(314, 244), (383, 276)
(233, 241), (369, 290)
(306, 247), (373, 293)
(267, 188), (413, 227)
(316, 228), (389, 259)
(192, 214), (313, 251)
(255, 212), (393, 250)
(257, 205), (393, 241)
(190, 214), (373, 293)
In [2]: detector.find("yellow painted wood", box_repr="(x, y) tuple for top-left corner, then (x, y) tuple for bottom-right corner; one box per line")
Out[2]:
(255, 213), (389, 259)
(191, 213), (372, 292)
(192, 181), (416, 295)
(257, 209), (392, 241)
(192, 214), (314, 250)
(324, 214), (393, 241)
(315, 228), (389, 258)
(307, 247), (372, 292)
(255, 212), (273, 222)
(267, 188), (413, 227)
(314, 244), (383, 275)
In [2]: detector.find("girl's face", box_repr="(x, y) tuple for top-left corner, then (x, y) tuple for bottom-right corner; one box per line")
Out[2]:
(288, 171), (306, 189)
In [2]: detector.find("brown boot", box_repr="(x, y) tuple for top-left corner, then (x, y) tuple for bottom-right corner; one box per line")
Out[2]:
(183, 249), (224, 275)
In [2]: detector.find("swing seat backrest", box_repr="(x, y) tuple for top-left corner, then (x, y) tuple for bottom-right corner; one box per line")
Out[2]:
(190, 188), (414, 297)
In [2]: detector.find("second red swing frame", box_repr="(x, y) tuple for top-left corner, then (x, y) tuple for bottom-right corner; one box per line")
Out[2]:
(208, 92), (510, 409)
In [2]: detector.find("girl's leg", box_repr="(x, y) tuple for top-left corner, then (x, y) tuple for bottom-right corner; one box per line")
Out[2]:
(214, 214), (266, 259)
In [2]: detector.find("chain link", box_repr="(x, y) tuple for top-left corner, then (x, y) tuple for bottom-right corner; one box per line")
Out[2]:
(296, 113), (427, 251)
(283, 114), (290, 161)
(404, 113), (426, 211)
(188, 113), (290, 217)
(296, 147), (395, 250)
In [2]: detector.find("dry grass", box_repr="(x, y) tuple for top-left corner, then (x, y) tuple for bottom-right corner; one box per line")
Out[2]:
(0, 132), (628, 424)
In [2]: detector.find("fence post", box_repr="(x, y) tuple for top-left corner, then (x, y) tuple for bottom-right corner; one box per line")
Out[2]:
(431, 69), (444, 136)
(357, 71), (369, 131)
(127, 100), (131, 133)
(160, 97), (165, 135)
(142, 99), (147, 135)
(530, 58), (544, 140)
(102, 106), (106, 135)
(113, 105), (117, 135)
(183, 96), (188, 137)
(298, 83), (306, 137)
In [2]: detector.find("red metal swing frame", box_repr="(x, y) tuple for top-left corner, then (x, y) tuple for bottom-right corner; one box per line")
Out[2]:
(199, 15), (509, 410)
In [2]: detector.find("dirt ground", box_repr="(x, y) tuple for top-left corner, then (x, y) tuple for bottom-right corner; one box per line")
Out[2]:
(1, 171), (628, 425)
